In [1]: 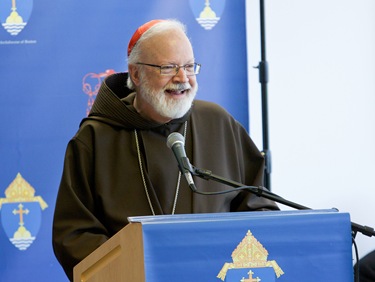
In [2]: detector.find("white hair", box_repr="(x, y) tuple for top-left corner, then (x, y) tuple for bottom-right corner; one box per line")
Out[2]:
(126, 19), (189, 90)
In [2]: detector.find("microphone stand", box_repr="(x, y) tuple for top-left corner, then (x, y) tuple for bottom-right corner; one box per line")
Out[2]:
(190, 165), (375, 239)
(255, 0), (272, 191)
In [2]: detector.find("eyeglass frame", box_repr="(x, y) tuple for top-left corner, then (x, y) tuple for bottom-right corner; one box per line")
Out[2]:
(136, 62), (201, 76)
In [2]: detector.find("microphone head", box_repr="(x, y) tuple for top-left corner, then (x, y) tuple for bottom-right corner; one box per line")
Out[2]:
(167, 132), (185, 149)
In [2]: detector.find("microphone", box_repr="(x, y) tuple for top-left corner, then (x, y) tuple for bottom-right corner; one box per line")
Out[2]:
(167, 132), (197, 191)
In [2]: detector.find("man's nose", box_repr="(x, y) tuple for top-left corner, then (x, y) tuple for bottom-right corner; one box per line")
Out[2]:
(172, 66), (189, 83)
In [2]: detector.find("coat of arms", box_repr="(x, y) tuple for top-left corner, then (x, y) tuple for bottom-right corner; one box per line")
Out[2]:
(218, 230), (284, 281)
(0, 173), (47, 251)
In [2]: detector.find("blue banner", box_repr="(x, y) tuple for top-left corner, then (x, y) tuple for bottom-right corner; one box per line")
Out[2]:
(0, 0), (248, 281)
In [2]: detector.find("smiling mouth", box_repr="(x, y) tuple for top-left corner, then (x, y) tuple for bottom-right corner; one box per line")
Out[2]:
(165, 89), (189, 95)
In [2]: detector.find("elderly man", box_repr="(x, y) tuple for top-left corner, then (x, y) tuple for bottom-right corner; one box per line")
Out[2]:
(52, 19), (278, 280)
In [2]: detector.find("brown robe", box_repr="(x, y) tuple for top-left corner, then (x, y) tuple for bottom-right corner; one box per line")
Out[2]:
(52, 72), (279, 280)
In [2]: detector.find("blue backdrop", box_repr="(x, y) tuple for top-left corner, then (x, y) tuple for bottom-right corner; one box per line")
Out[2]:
(0, 0), (249, 281)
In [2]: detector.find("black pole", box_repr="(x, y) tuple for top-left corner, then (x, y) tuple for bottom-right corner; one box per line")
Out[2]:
(256, 0), (271, 190)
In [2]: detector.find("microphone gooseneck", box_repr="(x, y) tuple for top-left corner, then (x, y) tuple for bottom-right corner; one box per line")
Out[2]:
(167, 132), (197, 191)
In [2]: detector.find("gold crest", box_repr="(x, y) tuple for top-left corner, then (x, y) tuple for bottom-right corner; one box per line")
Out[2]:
(217, 230), (284, 280)
(0, 173), (48, 250)
(0, 173), (47, 209)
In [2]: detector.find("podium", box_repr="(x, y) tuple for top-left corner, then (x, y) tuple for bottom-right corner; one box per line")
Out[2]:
(73, 209), (354, 282)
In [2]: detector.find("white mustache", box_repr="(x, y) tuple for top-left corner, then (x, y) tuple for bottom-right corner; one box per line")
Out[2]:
(164, 83), (191, 92)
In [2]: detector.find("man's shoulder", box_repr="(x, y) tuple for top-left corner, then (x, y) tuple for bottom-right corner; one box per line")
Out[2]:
(79, 116), (124, 131)
(193, 100), (229, 116)
(191, 100), (240, 130)
(72, 117), (122, 141)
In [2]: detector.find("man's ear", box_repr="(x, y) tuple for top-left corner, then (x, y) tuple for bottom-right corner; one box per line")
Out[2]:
(128, 64), (140, 86)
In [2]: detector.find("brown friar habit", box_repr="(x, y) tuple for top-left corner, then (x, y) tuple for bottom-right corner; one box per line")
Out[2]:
(52, 72), (279, 280)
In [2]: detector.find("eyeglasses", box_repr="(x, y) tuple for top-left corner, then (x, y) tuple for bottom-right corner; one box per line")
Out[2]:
(136, 62), (201, 76)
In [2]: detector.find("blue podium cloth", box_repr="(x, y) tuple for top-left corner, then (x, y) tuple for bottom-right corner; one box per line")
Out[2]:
(129, 209), (353, 282)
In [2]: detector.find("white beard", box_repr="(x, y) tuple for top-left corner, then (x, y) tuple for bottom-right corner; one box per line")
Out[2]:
(138, 77), (198, 120)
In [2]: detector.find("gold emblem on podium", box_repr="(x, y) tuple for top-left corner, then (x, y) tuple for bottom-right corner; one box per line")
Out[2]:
(217, 230), (284, 281)
(241, 270), (260, 282)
